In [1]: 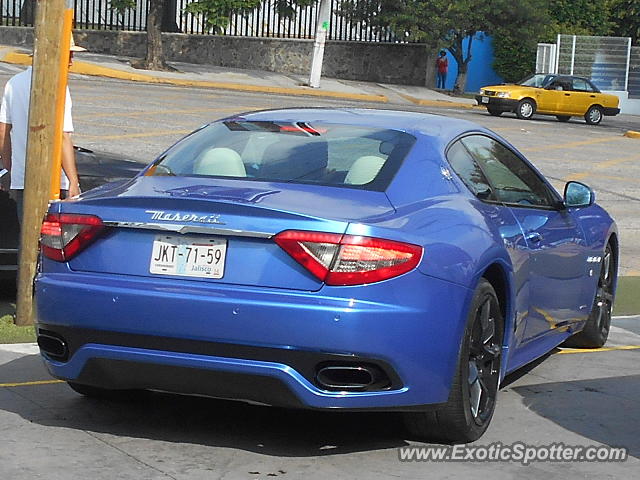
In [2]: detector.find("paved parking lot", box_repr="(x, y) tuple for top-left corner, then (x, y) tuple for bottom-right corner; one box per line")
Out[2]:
(1, 318), (639, 479)
(1, 70), (639, 478)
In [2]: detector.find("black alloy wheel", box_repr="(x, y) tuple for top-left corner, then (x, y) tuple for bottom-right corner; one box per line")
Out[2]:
(563, 243), (616, 348)
(404, 279), (503, 443)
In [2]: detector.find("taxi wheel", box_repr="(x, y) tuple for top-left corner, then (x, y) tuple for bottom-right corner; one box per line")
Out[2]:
(487, 108), (502, 117)
(516, 99), (535, 120)
(556, 115), (571, 122)
(585, 105), (603, 125)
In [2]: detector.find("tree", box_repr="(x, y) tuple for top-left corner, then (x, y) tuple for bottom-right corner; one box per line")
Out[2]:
(491, 0), (550, 82)
(119, 0), (315, 71)
(19, 0), (36, 26)
(110, 0), (169, 70)
(340, 1), (496, 92)
(544, 0), (612, 40)
(608, 0), (640, 44)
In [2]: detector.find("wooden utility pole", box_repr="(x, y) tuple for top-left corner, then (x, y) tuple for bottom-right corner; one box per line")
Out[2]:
(15, 0), (72, 326)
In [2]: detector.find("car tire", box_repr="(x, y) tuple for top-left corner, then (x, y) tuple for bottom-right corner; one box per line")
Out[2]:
(487, 108), (503, 117)
(562, 243), (616, 348)
(403, 278), (503, 443)
(556, 115), (571, 122)
(516, 99), (535, 120)
(67, 381), (147, 401)
(584, 105), (603, 125)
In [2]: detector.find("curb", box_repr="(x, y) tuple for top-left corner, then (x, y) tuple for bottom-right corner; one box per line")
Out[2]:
(624, 130), (640, 139)
(1, 50), (389, 104)
(398, 92), (482, 110)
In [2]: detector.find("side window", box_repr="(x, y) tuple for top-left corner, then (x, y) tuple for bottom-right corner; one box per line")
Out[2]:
(446, 141), (495, 199)
(572, 78), (593, 92)
(548, 78), (570, 91)
(461, 136), (556, 208)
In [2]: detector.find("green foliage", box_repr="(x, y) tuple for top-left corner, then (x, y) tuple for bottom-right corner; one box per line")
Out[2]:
(608, 0), (640, 43)
(109, 0), (137, 16)
(185, 0), (315, 33)
(545, 0), (612, 40)
(490, 0), (549, 82)
(0, 307), (35, 344)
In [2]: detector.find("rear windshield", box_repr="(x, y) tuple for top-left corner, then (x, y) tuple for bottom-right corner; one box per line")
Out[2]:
(148, 120), (416, 191)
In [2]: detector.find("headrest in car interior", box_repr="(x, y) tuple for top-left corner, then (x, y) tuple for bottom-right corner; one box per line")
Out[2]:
(259, 138), (328, 181)
(345, 155), (386, 185)
(194, 147), (246, 177)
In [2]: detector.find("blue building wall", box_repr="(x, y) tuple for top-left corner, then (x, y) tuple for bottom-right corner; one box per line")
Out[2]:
(442, 33), (504, 93)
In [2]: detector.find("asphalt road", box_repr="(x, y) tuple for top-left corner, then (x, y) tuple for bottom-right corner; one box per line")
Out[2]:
(1, 319), (639, 479)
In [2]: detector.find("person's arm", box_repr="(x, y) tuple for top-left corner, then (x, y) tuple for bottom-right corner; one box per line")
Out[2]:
(0, 122), (11, 171)
(61, 132), (80, 198)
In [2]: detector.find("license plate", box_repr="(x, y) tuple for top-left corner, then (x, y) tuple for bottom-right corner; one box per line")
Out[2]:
(482, 96), (489, 103)
(150, 234), (227, 279)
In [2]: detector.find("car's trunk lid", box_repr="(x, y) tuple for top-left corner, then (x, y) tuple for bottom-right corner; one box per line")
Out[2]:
(57, 176), (396, 291)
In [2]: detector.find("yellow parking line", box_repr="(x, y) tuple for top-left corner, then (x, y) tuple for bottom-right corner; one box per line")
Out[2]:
(558, 345), (640, 355)
(76, 129), (193, 141)
(0, 379), (64, 388)
(521, 136), (623, 153)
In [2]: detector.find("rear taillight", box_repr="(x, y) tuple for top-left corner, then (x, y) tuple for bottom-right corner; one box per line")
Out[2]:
(274, 230), (423, 286)
(40, 213), (104, 261)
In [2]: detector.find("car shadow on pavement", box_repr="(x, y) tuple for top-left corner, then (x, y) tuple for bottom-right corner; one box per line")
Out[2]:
(0, 354), (412, 456)
(511, 374), (640, 459)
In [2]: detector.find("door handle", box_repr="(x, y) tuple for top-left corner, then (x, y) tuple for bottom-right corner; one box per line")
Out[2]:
(590, 95), (596, 98)
(564, 93), (571, 96)
(525, 232), (543, 244)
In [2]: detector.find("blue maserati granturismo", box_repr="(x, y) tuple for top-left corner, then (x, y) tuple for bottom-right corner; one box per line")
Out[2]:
(34, 109), (617, 443)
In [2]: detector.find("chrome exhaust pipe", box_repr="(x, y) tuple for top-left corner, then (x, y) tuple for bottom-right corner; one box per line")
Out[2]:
(37, 331), (68, 360)
(316, 365), (376, 391)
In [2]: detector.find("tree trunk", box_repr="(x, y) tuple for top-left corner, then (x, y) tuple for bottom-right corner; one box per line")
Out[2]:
(455, 62), (469, 95)
(19, 0), (36, 25)
(162, 0), (181, 33)
(135, 0), (168, 70)
(449, 35), (464, 94)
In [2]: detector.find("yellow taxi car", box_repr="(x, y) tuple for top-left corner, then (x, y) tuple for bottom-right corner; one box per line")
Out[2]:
(475, 74), (620, 125)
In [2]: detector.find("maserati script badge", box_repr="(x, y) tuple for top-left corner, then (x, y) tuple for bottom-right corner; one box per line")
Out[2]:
(145, 210), (225, 225)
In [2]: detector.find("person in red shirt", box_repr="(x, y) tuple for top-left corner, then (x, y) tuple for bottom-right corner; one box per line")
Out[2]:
(436, 50), (448, 90)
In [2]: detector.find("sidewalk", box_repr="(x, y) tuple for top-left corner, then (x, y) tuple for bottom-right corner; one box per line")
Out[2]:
(0, 44), (478, 108)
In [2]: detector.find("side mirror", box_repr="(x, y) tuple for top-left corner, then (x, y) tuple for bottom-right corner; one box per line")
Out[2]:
(564, 181), (595, 208)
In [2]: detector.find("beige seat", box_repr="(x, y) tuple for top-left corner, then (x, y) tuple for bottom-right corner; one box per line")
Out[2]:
(344, 155), (386, 185)
(193, 147), (246, 177)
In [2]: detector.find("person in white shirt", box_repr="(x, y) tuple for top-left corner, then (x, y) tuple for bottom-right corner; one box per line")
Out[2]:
(0, 38), (85, 221)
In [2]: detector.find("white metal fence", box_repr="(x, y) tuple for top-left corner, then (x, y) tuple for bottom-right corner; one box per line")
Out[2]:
(538, 34), (639, 99)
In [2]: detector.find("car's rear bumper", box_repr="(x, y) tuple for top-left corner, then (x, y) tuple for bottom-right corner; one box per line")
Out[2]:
(35, 270), (473, 410)
(603, 107), (620, 116)
(475, 96), (518, 111)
